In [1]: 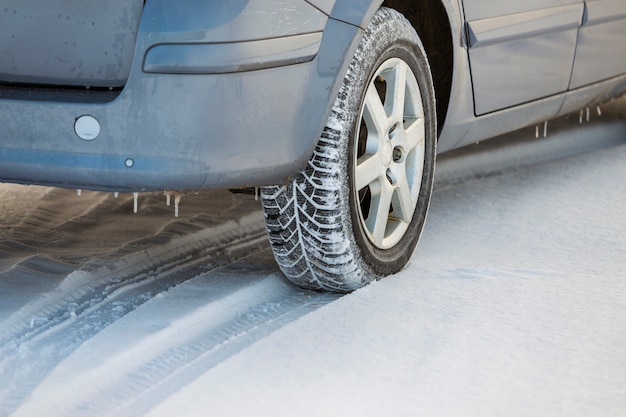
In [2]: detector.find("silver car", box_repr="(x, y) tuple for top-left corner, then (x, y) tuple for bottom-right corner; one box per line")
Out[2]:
(1, 0), (625, 291)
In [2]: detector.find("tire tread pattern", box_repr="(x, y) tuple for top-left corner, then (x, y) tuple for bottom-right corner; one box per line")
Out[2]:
(262, 8), (426, 292)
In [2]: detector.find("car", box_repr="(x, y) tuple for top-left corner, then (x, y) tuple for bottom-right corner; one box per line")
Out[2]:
(1, 1), (625, 292)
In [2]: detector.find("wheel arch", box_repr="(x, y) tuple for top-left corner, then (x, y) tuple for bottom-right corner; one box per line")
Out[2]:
(315, 0), (456, 134)
(382, 0), (454, 133)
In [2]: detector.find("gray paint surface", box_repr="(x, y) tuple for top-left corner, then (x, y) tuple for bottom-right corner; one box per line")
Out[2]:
(464, 1), (582, 115)
(0, 0), (625, 192)
(143, 32), (324, 74)
(570, 0), (626, 88)
(0, 1), (359, 191)
(0, 0), (143, 87)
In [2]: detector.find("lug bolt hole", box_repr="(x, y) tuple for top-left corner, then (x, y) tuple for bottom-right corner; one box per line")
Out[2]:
(388, 122), (400, 139)
(393, 146), (403, 163)
(385, 168), (396, 185)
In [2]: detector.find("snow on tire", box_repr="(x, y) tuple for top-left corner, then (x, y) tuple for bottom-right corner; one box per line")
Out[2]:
(262, 7), (436, 292)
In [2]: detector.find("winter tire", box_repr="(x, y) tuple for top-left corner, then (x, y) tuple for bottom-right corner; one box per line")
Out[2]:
(262, 7), (436, 292)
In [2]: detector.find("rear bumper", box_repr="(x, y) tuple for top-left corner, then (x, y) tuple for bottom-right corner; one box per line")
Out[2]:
(0, 58), (324, 191)
(0, 2), (361, 192)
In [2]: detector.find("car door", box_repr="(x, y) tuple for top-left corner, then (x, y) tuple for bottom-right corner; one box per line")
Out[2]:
(569, 0), (626, 88)
(462, 0), (584, 115)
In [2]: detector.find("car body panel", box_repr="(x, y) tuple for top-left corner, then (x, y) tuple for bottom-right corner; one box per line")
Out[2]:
(0, 0), (143, 88)
(569, 0), (626, 88)
(463, 0), (582, 115)
(143, 32), (324, 74)
(306, 0), (382, 28)
(433, 0), (626, 152)
(0, 1), (362, 191)
(0, 0), (625, 192)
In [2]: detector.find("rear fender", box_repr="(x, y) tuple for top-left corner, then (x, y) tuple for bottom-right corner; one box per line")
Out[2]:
(306, 0), (383, 28)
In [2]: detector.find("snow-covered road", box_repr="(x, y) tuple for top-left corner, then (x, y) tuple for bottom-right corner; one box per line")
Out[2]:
(1, 99), (625, 416)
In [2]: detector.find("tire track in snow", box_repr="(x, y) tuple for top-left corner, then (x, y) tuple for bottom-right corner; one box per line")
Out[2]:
(0, 212), (271, 415)
(10, 264), (339, 417)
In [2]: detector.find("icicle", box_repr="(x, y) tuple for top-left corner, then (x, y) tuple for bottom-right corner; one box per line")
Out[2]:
(76, 189), (82, 196)
(133, 192), (138, 213)
(579, 109), (584, 124)
(174, 193), (181, 217)
(586, 107), (590, 122)
(114, 192), (119, 198)
(597, 105), (602, 116)
(535, 125), (539, 139)
(543, 121), (548, 138)
(164, 190), (171, 206)
(255, 187), (259, 201)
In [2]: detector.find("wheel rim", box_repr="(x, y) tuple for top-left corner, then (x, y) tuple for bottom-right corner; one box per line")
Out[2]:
(353, 57), (426, 250)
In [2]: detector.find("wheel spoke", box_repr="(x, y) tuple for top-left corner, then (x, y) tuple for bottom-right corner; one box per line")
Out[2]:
(402, 117), (425, 152)
(363, 85), (389, 139)
(392, 174), (415, 223)
(367, 182), (394, 246)
(355, 154), (385, 191)
(386, 64), (408, 124)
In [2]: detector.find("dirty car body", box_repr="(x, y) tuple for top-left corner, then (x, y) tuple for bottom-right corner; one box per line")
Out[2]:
(1, 0), (625, 291)
(1, 0), (625, 190)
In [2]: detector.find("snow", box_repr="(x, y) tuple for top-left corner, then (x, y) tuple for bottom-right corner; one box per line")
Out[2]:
(144, 123), (626, 417)
(11, 273), (295, 417)
(0, 101), (625, 416)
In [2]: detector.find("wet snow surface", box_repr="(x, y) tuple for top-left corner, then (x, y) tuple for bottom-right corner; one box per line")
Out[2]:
(1, 99), (625, 416)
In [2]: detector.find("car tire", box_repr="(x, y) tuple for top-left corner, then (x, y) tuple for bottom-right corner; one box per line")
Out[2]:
(261, 7), (436, 292)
